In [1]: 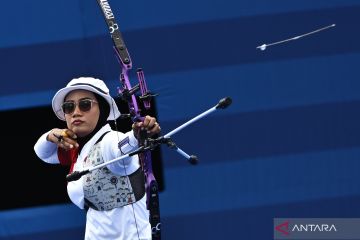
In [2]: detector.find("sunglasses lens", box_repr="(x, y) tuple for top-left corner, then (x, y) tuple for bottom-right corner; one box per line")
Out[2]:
(78, 99), (92, 112)
(62, 102), (75, 114)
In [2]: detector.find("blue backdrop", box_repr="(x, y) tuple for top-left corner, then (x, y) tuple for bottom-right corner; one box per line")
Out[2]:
(1, 0), (360, 239)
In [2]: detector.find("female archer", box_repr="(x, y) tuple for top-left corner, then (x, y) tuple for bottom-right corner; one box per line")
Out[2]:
(34, 77), (160, 239)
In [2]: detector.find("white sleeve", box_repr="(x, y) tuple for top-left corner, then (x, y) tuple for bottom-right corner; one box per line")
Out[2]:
(101, 130), (140, 176)
(33, 130), (60, 164)
(119, 130), (139, 154)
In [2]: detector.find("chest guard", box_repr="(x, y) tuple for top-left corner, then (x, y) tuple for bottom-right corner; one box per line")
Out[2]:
(83, 141), (145, 211)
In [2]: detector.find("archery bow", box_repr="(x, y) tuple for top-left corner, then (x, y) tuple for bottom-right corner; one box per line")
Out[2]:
(72, 1), (232, 239)
(95, 0), (161, 239)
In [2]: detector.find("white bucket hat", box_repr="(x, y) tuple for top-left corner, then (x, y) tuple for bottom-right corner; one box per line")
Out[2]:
(52, 77), (121, 121)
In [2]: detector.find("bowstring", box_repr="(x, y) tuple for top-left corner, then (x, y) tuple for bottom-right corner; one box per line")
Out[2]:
(110, 99), (142, 240)
(96, 28), (142, 239)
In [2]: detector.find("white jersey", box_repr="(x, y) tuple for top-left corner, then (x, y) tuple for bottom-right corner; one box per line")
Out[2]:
(34, 124), (151, 240)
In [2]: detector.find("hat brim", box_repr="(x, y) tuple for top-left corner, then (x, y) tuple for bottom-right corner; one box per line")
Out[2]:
(52, 85), (121, 121)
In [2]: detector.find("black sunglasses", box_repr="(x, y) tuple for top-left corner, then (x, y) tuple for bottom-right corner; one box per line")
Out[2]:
(62, 99), (98, 115)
